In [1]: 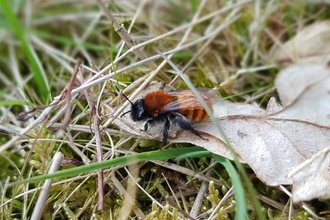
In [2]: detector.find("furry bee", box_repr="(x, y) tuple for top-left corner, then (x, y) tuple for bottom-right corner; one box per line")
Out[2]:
(123, 84), (213, 145)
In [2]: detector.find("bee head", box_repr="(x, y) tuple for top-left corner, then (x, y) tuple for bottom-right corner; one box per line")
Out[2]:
(131, 99), (147, 121)
(120, 94), (147, 121)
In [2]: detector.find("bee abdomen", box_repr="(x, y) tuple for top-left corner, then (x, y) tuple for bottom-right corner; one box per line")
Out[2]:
(179, 107), (209, 121)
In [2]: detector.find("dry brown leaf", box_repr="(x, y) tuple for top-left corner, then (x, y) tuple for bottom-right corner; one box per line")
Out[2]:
(116, 65), (330, 186)
(273, 20), (330, 66)
(275, 64), (330, 109)
(182, 64), (330, 186)
(204, 64), (330, 186)
(288, 146), (330, 203)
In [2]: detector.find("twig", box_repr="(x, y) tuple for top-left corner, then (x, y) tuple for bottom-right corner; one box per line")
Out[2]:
(153, 161), (223, 186)
(56, 59), (80, 138)
(96, 0), (171, 82)
(30, 152), (64, 220)
(190, 165), (213, 217)
(78, 64), (105, 211)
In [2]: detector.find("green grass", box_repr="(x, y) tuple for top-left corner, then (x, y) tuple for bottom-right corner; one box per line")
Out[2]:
(0, 0), (49, 102)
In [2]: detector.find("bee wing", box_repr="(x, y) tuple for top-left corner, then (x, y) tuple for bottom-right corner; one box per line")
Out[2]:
(161, 90), (212, 112)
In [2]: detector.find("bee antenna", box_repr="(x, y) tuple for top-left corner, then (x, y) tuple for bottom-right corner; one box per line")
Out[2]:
(121, 93), (134, 118)
(121, 110), (131, 118)
(122, 93), (134, 106)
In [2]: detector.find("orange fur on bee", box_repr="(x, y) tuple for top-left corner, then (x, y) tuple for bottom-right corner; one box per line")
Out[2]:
(144, 90), (174, 117)
(143, 89), (212, 121)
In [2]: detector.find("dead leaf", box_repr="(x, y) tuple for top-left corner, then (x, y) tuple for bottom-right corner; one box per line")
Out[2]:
(272, 20), (330, 66)
(275, 64), (330, 108)
(266, 97), (283, 114)
(114, 66), (330, 187)
(274, 64), (330, 126)
(288, 147), (330, 203)
(197, 64), (330, 186)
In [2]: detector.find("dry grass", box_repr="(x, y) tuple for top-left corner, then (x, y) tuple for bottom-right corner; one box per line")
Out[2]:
(0, 0), (329, 219)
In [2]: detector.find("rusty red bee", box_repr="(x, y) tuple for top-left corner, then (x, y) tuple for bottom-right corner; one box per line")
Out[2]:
(122, 84), (213, 145)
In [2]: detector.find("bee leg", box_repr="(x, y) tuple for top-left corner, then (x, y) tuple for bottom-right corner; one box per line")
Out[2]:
(144, 117), (169, 146)
(144, 118), (154, 131)
(173, 115), (206, 140)
(162, 116), (171, 146)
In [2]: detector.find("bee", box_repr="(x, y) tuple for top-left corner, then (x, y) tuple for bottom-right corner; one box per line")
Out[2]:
(122, 84), (213, 145)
